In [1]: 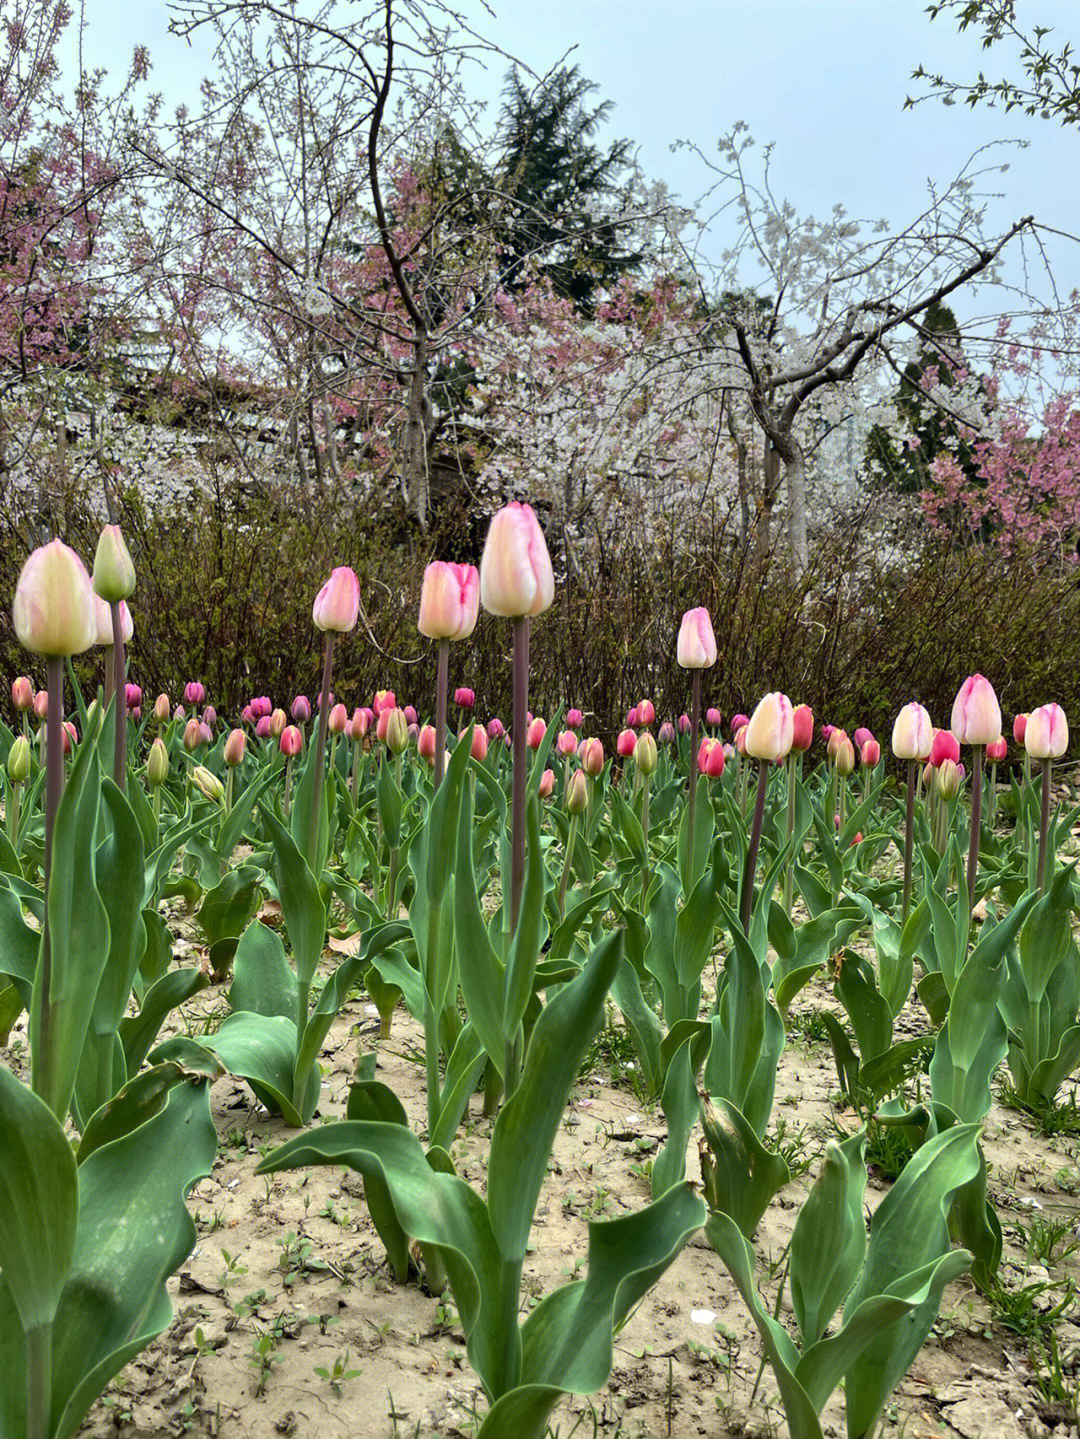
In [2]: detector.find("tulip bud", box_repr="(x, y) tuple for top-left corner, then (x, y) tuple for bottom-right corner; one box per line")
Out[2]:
(86, 698), (103, 737)
(61, 720), (77, 754)
(935, 759), (961, 799)
(557, 729), (578, 757)
(730, 714), (749, 734)
(626, 706), (640, 729)
(11, 676), (33, 711)
(487, 716), (505, 740)
(199, 722), (213, 747)
(1025, 703), (1068, 760)
(820, 724), (835, 744)
(658, 721), (676, 745)
(154, 692), (170, 723)
(634, 731), (658, 774)
(986, 736), (1008, 762)
(454, 687), (475, 709)
(927, 729), (958, 767)
(951, 674), (1001, 747)
(146, 736), (169, 786)
(291, 695), (311, 722)
(255, 715), (271, 739)
(743, 693), (794, 763)
(833, 737), (855, 776)
(850, 832), (863, 847)
(252, 696), (272, 719)
(417, 724), (437, 763)
(791, 703), (814, 753)
(461, 724), (488, 761)
(182, 717), (203, 751)
(192, 765), (225, 804)
(372, 689), (395, 716)
(328, 703), (348, 736)
(526, 717), (547, 749)
(539, 767), (556, 799)
(678, 713), (691, 734)
(1013, 713), (1028, 744)
(349, 708), (368, 741)
(853, 726), (874, 751)
(7, 734), (30, 783)
(860, 738), (881, 768)
(566, 708), (583, 730)
(125, 683), (142, 712)
(479, 502), (555, 618)
(13, 539), (97, 656)
(418, 561), (480, 641)
(565, 768), (588, 813)
(280, 725), (303, 758)
(637, 699), (656, 727)
(697, 737), (725, 779)
(203, 705), (217, 730)
(580, 737), (604, 776)
(184, 681), (204, 706)
(384, 708), (409, 754)
(734, 725), (748, 756)
(224, 728), (247, 766)
(403, 705), (418, 726)
(827, 729), (849, 762)
(32, 690), (47, 720)
(616, 728), (637, 758)
(891, 703), (933, 761)
(706, 707), (722, 728)
(676, 607), (717, 669)
(265, 708), (284, 740)
(312, 566), (360, 632)
(91, 524), (136, 602)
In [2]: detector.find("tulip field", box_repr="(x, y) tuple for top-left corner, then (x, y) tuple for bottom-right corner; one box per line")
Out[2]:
(3, 511), (1080, 1439)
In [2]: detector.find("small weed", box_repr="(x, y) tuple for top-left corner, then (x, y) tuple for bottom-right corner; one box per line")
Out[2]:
(986, 1273), (1075, 1339)
(998, 1084), (1080, 1138)
(276, 1231), (329, 1287)
(248, 1330), (283, 1396)
(1022, 1213), (1080, 1268)
(314, 1348), (361, 1397)
(219, 1247), (248, 1287)
(863, 1118), (913, 1181)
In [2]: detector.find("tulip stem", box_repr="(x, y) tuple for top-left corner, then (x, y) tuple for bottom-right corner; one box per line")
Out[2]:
(557, 812), (578, 918)
(740, 760), (768, 935)
(902, 760), (915, 922)
(510, 616), (529, 931)
(26, 1323), (51, 1439)
(966, 745), (983, 911)
(783, 754), (797, 917)
(34, 656), (65, 1114)
(109, 601), (126, 791)
(434, 638), (449, 792)
(103, 642), (115, 707)
(1037, 757), (1052, 893)
(640, 775), (651, 908)
(687, 670), (701, 880)
(7, 783), (20, 849)
(309, 632), (335, 869)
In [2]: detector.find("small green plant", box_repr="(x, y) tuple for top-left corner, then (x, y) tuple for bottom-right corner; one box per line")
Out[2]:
(314, 1348), (361, 1397)
(219, 1247), (248, 1286)
(249, 1331), (283, 1396)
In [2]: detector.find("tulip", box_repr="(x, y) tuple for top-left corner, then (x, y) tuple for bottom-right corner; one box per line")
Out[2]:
(827, 728), (849, 763)
(538, 768), (555, 799)
(566, 708), (583, 730)
(461, 723), (488, 762)
(328, 703), (348, 735)
(252, 696), (273, 719)
(706, 707), (722, 728)
(1013, 713), (1028, 744)
(860, 738), (881, 767)
(268, 708), (287, 739)
(565, 768), (588, 814)
(173, 704), (185, 721)
(743, 693), (794, 764)
(147, 736), (169, 787)
(373, 689), (396, 715)
(15, 539), (96, 664)
(152, 692), (170, 724)
(580, 738), (604, 776)
(820, 724), (836, 744)
(61, 720), (77, 755)
(11, 676), (33, 712)
(634, 732), (658, 775)
(678, 713), (691, 735)
(277, 725), (302, 758)
(255, 715), (272, 739)
(526, 717), (547, 750)
(384, 708), (409, 755)
(125, 683), (142, 712)
(487, 717), (505, 740)
(455, 687), (475, 710)
(834, 737), (855, 777)
(7, 734), (30, 784)
(182, 717), (202, 752)
(676, 608), (717, 669)
(224, 729), (247, 767)
(638, 699), (656, 727)
(790, 704), (814, 753)
(951, 675), (1001, 908)
(1026, 703), (1069, 890)
(697, 737), (725, 779)
(731, 714), (749, 734)
(556, 729), (578, 757)
(891, 703), (933, 762)
(734, 725), (748, 756)
(616, 728), (637, 759)
(626, 706), (640, 729)
(312, 566), (360, 633)
(986, 736), (1007, 762)
(192, 765), (225, 805)
(203, 705), (217, 729)
(936, 758), (961, 800)
(417, 724), (437, 763)
(403, 704), (418, 726)
(418, 561), (480, 640)
(184, 681), (205, 706)
(479, 502), (554, 619)
(658, 721), (676, 745)
(291, 695), (311, 723)
(853, 726), (874, 751)
(930, 729), (960, 767)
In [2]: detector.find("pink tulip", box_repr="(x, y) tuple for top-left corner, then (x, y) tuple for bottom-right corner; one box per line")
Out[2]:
(153, 693), (170, 723)
(11, 676), (33, 710)
(173, 704), (185, 722)
(129, 708), (141, 721)
(461, 724), (488, 761)
(418, 561), (480, 640)
(860, 738), (881, 767)
(31, 690), (48, 720)
(677, 713), (691, 735)
(658, 721), (676, 744)
(312, 566), (360, 633)
(255, 715), (272, 739)
(349, 708), (369, 741)
(827, 729), (849, 762)
(202, 705), (216, 729)
(743, 693), (794, 763)
(951, 674), (1001, 747)
(986, 736), (1008, 762)
(616, 728), (636, 758)
(557, 729), (578, 757)
(1013, 713), (1028, 744)
(62, 720), (78, 754)
(13, 539), (97, 657)
(269, 708), (287, 739)
(930, 729), (960, 767)
(538, 767), (556, 799)
(418, 724), (437, 762)
(125, 683), (142, 711)
(566, 708), (583, 730)
(183, 717), (203, 751)
(291, 695), (311, 722)
(731, 714), (749, 734)
(403, 705), (418, 726)
(280, 725), (303, 757)
(626, 706), (640, 729)
(820, 724), (836, 743)
(328, 703), (348, 735)
(373, 689), (396, 716)
(487, 717), (505, 740)
(455, 687), (475, 709)
(853, 726), (874, 751)
(224, 728), (247, 766)
(676, 607), (717, 669)
(891, 703), (933, 761)
(705, 707), (722, 728)
(637, 699), (656, 727)
(791, 704), (814, 753)
(479, 502), (555, 618)
(697, 737), (725, 779)
(184, 681), (205, 706)
(735, 726), (748, 756)
(580, 738), (605, 776)
(1025, 703), (1068, 760)
(252, 696), (272, 718)
(241, 704), (255, 725)
(526, 717), (547, 749)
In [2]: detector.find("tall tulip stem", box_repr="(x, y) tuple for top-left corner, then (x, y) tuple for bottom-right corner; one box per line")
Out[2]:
(740, 760), (769, 935)
(434, 639), (449, 791)
(687, 669), (701, 877)
(902, 760), (915, 922)
(966, 745), (983, 910)
(1037, 757), (1052, 893)
(35, 656), (64, 1114)
(510, 616), (529, 930)
(109, 601), (126, 791)
(783, 754), (797, 917)
(309, 632), (335, 866)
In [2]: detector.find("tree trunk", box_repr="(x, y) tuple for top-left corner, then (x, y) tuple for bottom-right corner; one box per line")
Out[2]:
(782, 438), (809, 570)
(403, 329), (430, 527)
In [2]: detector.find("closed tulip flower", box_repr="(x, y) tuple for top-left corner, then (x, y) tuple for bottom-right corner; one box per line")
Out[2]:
(1026, 703), (1068, 760)
(147, 737), (169, 786)
(986, 735), (1008, 762)
(635, 731), (658, 775)
(255, 715), (271, 739)
(312, 566), (360, 632)
(182, 717), (203, 751)
(834, 737), (855, 776)
(479, 502), (555, 617)
(678, 713), (691, 734)
(384, 708), (409, 754)
(930, 729), (960, 767)
(125, 683), (142, 712)
(418, 561), (480, 640)
(526, 717), (547, 749)
(269, 708), (287, 739)
(616, 728), (637, 758)
(860, 737), (881, 767)
(203, 706), (216, 729)
(791, 703), (814, 753)
(676, 608), (717, 668)
(820, 724), (836, 744)
(11, 676), (33, 711)
(192, 765), (224, 804)
(557, 729), (578, 757)
(328, 703), (348, 735)
(1013, 713), (1028, 744)
(637, 699), (656, 727)
(891, 703), (933, 761)
(373, 689), (395, 716)
(706, 706), (722, 728)
(935, 759), (961, 800)
(538, 768), (555, 799)
(730, 714), (749, 734)
(698, 737), (726, 779)
(734, 724), (748, 756)
(461, 724), (488, 761)
(61, 720), (77, 754)
(581, 737), (604, 776)
(224, 728), (247, 766)
(487, 717), (505, 740)
(853, 726), (874, 751)
(252, 696), (272, 718)
(14, 539), (96, 656)
(92, 524), (136, 602)
(658, 721), (676, 744)
(348, 708), (368, 741)
(566, 768), (588, 813)
(827, 728), (849, 762)
(455, 687), (475, 709)
(280, 725), (303, 758)
(403, 704), (417, 726)
(291, 695), (311, 722)
(566, 708), (583, 730)
(7, 734), (30, 783)
(625, 706), (640, 729)
(951, 674), (1001, 747)
(153, 693), (170, 723)
(743, 693), (794, 763)
(418, 724), (437, 762)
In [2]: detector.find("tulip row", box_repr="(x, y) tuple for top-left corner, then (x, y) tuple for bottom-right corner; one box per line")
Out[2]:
(0, 503), (1076, 1438)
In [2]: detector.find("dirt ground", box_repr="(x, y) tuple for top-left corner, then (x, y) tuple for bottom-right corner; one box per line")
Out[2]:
(6, 895), (1080, 1439)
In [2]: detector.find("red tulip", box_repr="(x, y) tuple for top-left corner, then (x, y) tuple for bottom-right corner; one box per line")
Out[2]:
(791, 704), (814, 753)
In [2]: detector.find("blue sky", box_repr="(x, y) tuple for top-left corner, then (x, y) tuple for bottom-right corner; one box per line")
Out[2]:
(82, 0), (1078, 311)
